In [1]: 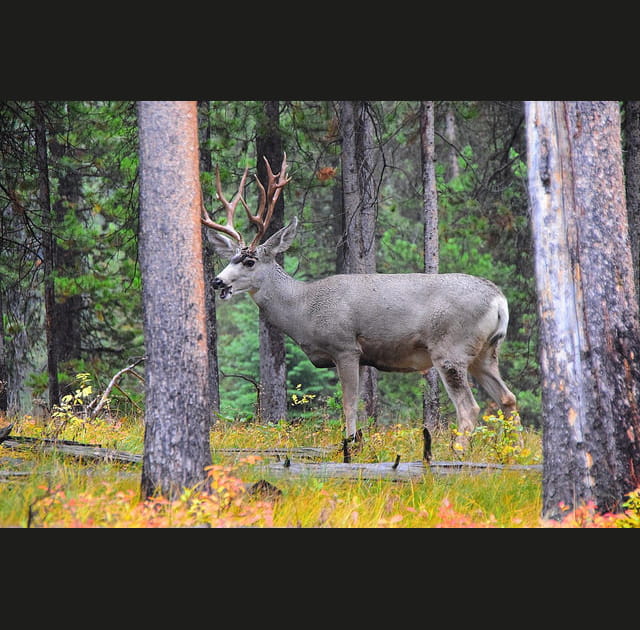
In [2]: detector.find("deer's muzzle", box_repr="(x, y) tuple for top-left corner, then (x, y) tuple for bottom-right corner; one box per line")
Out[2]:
(213, 277), (233, 300)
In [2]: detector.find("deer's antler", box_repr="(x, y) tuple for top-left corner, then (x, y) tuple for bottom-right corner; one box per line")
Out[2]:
(242, 153), (291, 251)
(201, 156), (290, 250)
(200, 165), (250, 245)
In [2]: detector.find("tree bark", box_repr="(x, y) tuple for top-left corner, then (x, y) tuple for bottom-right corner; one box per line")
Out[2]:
(138, 101), (213, 499)
(256, 101), (288, 423)
(623, 101), (640, 300)
(197, 100), (221, 419)
(337, 101), (379, 422)
(420, 101), (441, 431)
(49, 120), (84, 364)
(444, 104), (460, 181)
(526, 100), (640, 519)
(33, 101), (60, 409)
(0, 291), (7, 413)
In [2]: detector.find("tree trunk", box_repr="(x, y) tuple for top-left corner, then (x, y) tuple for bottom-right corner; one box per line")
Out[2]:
(256, 101), (288, 423)
(49, 119), (84, 365)
(0, 291), (7, 413)
(525, 100), (640, 519)
(420, 101), (441, 431)
(623, 101), (640, 300)
(337, 101), (378, 422)
(197, 100), (221, 419)
(444, 104), (460, 181)
(33, 101), (60, 409)
(138, 101), (213, 499)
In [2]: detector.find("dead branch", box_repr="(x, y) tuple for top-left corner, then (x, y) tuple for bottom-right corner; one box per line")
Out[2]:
(88, 357), (145, 419)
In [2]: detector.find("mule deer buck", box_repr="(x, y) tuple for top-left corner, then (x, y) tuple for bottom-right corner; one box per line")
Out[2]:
(202, 155), (519, 461)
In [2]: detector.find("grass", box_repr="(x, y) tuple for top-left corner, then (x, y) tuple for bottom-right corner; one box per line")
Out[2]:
(0, 411), (637, 528)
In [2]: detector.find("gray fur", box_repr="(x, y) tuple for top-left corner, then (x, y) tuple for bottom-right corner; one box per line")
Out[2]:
(211, 217), (518, 452)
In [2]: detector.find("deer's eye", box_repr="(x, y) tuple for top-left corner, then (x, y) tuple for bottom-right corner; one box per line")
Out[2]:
(243, 259), (255, 268)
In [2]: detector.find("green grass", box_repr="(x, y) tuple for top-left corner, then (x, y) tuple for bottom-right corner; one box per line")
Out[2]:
(2, 411), (635, 527)
(260, 471), (542, 528)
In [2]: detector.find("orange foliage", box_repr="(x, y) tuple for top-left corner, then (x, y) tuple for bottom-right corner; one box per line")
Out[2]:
(28, 464), (275, 528)
(316, 167), (337, 182)
(542, 501), (630, 529)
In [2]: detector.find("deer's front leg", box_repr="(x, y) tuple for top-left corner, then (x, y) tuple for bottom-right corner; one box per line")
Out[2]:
(335, 355), (362, 461)
(336, 355), (360, 439)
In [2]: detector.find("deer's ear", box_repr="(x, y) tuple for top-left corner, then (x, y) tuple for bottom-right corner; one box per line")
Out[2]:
(206, 231), (239, 260)
(260, 216), (298, 257)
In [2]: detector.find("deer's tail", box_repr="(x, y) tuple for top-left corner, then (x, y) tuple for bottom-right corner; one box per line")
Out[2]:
(488, 295), (510, 348)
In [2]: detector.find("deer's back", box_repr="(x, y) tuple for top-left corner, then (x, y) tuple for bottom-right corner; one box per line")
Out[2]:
(295, 272), (507, 370)
(308, 272), (503, 324)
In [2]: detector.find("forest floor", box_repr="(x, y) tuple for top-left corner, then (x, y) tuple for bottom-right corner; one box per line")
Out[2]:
(0, 412), (637, 528)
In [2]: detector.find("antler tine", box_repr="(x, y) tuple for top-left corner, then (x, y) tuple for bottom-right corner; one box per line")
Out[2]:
(246, 153), (291, 250)
(241, 175), (266, 233)
(200, 165), (249, 245)
(262, 152), (291, 229)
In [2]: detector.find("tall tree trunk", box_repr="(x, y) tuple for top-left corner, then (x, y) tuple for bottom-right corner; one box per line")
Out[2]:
(33, 101), (60, 409)
(0, 291), (7, 414)
(256, 101), (288, 423)
(138, 101), (213, 499)
(420, 101), (441, 432)
(526, 100), (640, 519)
(198, 100), (221, 419)
(337, 100), (378, 423)
(623, 101), (640, 300)
(444, 104), (460, 181)
(49, 114), (84, 365)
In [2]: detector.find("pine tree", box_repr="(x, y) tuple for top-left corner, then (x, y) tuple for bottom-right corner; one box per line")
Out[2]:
(138, 101), (213, 498)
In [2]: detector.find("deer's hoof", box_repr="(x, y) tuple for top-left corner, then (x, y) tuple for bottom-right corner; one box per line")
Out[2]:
(423, 427), (432, 463)
(342, 429), (364, 463)
(451, 430), (471, 459)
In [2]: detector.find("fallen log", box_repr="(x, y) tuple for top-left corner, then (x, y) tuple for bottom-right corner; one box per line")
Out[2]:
(1, 433), (333, 467)
(0, 423), (14, 442)
(213, 446), (335, 461)
(1, 427), (542, 483)
(256, 458), (542, 483)
(2, 437), (142, 465)
(0, 470), (31, 482)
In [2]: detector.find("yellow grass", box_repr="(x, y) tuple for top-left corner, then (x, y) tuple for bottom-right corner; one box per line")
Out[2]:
(1, 413), (635, 527)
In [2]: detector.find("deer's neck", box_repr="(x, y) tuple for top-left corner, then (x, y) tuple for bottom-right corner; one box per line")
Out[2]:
(249, 264), (305, 334)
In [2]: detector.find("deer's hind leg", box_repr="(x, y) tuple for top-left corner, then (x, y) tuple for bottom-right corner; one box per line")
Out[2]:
(434, 358), (480, 453)
(469, 345), (521, 439)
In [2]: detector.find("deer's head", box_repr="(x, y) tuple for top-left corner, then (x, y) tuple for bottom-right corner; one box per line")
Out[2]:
(202, 154), (295, 300)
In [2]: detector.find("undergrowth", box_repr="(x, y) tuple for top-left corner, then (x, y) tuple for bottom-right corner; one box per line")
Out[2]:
(1, 404), (639, 528)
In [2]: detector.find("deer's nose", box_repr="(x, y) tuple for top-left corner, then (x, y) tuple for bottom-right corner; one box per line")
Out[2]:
(213, 277), (226, 290)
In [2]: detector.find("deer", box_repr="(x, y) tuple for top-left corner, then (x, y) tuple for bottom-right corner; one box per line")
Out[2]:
(202, 154), (519, 463)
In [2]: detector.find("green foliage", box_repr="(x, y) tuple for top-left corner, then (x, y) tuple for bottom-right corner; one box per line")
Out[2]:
(436, 137), (540, 426)
(1, 101), (540, 437)
(48, 372), (94, 440)
(618, 488), (640, 528)
(209, 101), (540, 429)
(469, 410), (535, 465)
(1, 101), (142, 412)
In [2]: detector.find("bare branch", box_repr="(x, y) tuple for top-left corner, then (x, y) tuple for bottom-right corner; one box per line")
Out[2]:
(88, 357), (145, 419)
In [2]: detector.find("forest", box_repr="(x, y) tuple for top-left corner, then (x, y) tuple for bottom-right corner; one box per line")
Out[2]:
(1, 100), (640, 526)
(0, 101), (537, 423)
